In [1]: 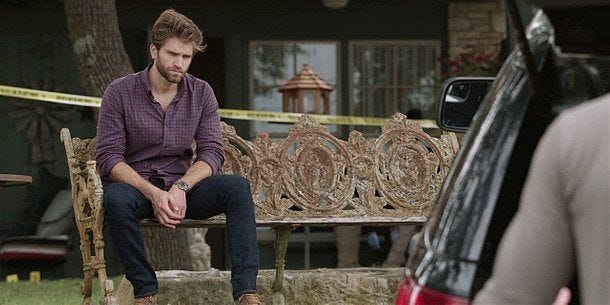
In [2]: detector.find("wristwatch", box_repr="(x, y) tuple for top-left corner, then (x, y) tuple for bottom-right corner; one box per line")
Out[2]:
(174, 180), (190, 192)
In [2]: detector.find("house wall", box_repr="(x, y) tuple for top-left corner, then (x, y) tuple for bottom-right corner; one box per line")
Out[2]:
(0, 2), (97, 237)
(115, 0), (450, 131)
(447, 0), (507, 58)
(0, 0), (451, 275)
(0, 0), (449, 233)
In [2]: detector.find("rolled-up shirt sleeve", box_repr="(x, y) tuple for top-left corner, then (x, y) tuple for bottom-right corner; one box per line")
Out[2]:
(194, 83), (225, 175)
(95, 82), (127, 181)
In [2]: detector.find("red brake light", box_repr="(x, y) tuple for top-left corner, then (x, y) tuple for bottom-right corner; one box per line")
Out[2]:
(395, 273), (471, 305)
(395, 279), (411, 305)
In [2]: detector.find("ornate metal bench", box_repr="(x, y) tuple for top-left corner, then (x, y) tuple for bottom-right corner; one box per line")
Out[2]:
(60, 113), (458, 305)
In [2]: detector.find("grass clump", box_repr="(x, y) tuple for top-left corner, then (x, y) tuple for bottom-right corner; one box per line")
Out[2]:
(0, 277), (121, 305)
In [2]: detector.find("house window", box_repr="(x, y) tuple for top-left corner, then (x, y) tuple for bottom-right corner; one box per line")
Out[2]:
(349, 41), (441, 120)
(250, 41), (339, 137)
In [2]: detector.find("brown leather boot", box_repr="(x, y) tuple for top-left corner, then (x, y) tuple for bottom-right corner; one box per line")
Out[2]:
(134, 295), (158, 305)
(235, 293), (262, 305)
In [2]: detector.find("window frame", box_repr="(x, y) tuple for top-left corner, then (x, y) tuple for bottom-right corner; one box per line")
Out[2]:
(248, 40), (341, 138)
(347, 40), (441, 119)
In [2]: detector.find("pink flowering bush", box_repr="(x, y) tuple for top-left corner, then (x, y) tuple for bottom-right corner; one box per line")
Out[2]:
(438, 44), (502, 79)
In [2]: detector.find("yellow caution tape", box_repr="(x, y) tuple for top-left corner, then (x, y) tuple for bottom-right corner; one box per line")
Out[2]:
(0, 84), (437, 127)
(218, 109), (437, 128)
(0, 84), (101, 108)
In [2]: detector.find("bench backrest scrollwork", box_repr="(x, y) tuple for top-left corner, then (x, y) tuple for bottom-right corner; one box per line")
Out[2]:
(221, 113), (459, 222)
(62, 113), (459, 225)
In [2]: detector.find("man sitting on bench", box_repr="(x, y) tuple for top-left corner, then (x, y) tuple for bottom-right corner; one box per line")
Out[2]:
(95, 8), (261, 305)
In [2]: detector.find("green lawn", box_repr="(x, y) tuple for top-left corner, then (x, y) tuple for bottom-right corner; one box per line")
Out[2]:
(0, 277), (121, 305)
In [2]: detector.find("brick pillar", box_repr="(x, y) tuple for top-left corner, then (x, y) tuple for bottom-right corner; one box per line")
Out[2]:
(447, 0), (507, 58)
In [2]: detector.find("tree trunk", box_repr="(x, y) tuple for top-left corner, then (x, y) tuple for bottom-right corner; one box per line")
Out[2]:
(142, 228), (211, 271)
(64, 0), (210, 272)
(64, 0), (133, 97)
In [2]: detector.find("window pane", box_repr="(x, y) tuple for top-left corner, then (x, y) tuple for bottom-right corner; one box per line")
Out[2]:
(250, 41), (338, 137)
(350, 41), (440, 123)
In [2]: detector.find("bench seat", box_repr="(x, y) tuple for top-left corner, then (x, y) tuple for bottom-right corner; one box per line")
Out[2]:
(140, 217), (428, 228)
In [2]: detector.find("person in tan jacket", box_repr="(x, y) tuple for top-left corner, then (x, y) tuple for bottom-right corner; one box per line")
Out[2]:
(473, 93), (609, 305)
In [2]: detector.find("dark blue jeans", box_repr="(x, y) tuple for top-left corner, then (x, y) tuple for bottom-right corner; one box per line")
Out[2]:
(103, 175), (259, 300)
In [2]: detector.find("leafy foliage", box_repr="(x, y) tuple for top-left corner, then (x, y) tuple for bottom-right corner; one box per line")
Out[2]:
(252, 43), (308, 95)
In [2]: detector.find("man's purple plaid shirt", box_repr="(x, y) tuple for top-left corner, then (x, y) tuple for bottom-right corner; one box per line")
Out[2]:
(95, 66), (225, 189)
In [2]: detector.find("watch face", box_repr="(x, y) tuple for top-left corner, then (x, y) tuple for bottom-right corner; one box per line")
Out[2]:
(176, 180), (189, 191)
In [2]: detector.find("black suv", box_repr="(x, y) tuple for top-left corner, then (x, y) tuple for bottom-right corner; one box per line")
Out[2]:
(395, 1), (610, 304)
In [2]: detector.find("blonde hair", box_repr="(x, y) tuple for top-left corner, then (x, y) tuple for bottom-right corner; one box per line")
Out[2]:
(150, 9), (206, 53)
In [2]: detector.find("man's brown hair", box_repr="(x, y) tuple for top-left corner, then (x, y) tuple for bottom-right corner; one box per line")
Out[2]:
(150, 9), (206, 53)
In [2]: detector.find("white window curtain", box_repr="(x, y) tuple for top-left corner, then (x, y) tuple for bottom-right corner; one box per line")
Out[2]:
(349, 41), (440, 120)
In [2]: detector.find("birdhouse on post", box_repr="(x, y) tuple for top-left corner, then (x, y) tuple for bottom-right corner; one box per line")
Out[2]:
(278, 64), (334, 114)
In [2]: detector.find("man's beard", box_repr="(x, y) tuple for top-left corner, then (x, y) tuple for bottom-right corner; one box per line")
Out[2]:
(156, 62), (183, 84)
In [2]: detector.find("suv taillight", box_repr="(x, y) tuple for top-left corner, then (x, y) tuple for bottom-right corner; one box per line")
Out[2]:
(395, 278), (411, 304)
(395, 273), (470, 305)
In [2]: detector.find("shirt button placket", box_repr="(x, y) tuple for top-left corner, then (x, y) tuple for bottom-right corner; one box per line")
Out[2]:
(162, 112), (168, 150)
